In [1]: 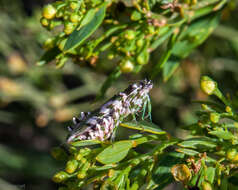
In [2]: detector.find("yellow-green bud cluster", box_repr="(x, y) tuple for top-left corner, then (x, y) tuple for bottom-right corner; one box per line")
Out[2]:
(52, 147), (93, 189)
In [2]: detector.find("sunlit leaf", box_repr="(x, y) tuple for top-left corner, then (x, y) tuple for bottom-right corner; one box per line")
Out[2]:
(64, 3), (107, 52)
(96, 140), (133, 164)
(178, 137), (217, 150)
(176, 148), (199, 156)
(71, 140), (101, 147)
(209, 130), (234, 140)
(120, 120), (166, 135)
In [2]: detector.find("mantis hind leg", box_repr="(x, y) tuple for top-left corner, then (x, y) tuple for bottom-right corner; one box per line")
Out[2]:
(144, 95), (152, 121)
(110, 125), (119, 143)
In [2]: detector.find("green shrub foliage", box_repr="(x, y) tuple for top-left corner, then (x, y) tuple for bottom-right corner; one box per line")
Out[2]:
(37, 0), (238, 189)
(39, 0), (227, 96)
(51, 77), (238, 190)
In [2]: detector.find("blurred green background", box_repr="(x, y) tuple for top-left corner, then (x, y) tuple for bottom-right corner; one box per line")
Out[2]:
(0, 0), (238, 189)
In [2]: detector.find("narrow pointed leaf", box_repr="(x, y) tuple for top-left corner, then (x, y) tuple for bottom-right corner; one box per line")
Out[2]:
(209, 130), (234, 140)
(64, 3), (107, 52)
(71, 140), (101, 147)
(120, 120), (166, 135)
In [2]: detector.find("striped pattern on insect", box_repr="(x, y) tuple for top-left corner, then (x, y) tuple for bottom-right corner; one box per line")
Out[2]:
(66, 79), (153, 143)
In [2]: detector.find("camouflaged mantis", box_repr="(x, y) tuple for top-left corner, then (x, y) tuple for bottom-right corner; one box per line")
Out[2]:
(66, 79), (153, 143)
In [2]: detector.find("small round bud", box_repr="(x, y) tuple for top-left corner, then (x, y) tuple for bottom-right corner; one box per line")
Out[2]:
(136, 39), (144, 47)
(131, 10), (142, 21)
(201, 181), (213, 190)
(171, 164), (191, 183)
(200, 76), (216, 95)
(79, 148), (91, 156)
(147, 25), (155, 34)
(52, 171), (68, 183)
(75, 152), (83, 161)
(137, 47), (149, 65)
(108, 169), (115, 177)
(70, 2), (79, 10)
(119, 60), (134, 73)
(64, 22), (75, 35)
(77, 171), (86, 179)
(40, 17), (50, 27)
(107, 53), (114, 60)
(56, 9), (64, 18)
(139, 169), (147, 176)
(209, 112), (220, 123)
(70, 13), (80, 23)
(65, 160), (78, 174)
(226, 148), (237, 161)
(43, 38), (55, 50)
(125, 30), (136, 40)
(225, 106), (232, 113)
(42, 4), (56, 19)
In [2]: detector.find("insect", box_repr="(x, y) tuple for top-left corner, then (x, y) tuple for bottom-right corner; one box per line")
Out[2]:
(66, 79), (153, 143)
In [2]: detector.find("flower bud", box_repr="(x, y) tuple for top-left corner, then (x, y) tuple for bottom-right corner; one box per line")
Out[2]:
(226, 148), (238, 162)
(137, 46), (149, 65)
(64, 22), (75, 35)
(56, 10), (64, 18)
(136, 39), (144, 47)
(52, 171), (68, 183)
(77, 171), (86, 179)
(42, 4), (57, 19)
(119, 60), (134, 73)
(70, 13), (80, 23)
(200, 76), (217, 95)
(65, 160), (78, 174)
(209, 112), (220, 123)
(79, 148), (91, 156)
(70, 2), (79, 10)
(74, 152), (83, 161)
(124, 30), (136, 40)
(171, 164), (191, 183)
(225, 106), (232, 113)
(201, 181), (213, 190)
(131, 10), (142, 21)
(107, 53), (114, 60)
(43, 38), (55, 50)
(40, 17), (50, 27)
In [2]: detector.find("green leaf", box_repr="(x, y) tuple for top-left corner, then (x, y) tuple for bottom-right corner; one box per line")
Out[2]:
(176, 148), (199, 156)
(152, 139), (179, 155)
(205, 167), (215, 184)
(209, 130), (234, 140)
(120, 120), (166, 135)
(96, 140), (133, 164)
(37, 47), (61, 66)
(64, 3), (107, 52)
(178, 137), (217, 150)
(71, 140), (101, 147)
(162, 59), (180, 82)
(80, 8), (96, 27)
(172, 13), (220, 58)
(153, 152), (184, 190)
